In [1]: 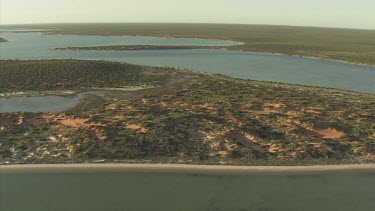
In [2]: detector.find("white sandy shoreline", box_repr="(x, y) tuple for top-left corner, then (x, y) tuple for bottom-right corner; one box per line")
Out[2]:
(1, 163), (375, 174)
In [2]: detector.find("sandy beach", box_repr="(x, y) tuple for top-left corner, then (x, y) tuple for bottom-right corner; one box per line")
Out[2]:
(1, 163), (375, 174)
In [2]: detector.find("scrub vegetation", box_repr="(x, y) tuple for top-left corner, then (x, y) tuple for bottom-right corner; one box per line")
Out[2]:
(4, 23), (375, 65)
(0, 60), (374, 165)
(0, 60), (169, 92)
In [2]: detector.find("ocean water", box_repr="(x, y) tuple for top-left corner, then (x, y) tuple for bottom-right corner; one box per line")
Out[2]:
(1, 170), (375, 211)
(1, 32), (374, 94)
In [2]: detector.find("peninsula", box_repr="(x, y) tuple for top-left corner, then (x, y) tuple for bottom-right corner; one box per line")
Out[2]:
(0, 59), (374, 166)
(52, 45), (230, 51)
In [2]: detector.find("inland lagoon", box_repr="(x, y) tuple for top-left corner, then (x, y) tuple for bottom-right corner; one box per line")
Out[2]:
(0, 95), (82, 113)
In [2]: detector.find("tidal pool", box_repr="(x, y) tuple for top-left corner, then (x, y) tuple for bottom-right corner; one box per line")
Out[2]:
(0, 95), (82, 113)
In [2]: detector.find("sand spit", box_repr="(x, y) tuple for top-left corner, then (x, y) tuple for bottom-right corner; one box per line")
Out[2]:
(1, 163), (375, 174)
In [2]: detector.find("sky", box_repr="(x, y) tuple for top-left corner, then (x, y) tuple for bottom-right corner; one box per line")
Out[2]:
(1, 0), (375, 29)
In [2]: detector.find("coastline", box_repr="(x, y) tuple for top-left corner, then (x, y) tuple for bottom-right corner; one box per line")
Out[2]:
(49, 44), (375, 67)
(293, 54), (375, 68)
(121, 35), (245, 46)
(0, 90), (78, 98)
(1, 163), (375, 174)
(123, 34), (375, 67)
(41, 32), (245, 46)
(39, 31), (374, 67)
(236, 51), (375, 68)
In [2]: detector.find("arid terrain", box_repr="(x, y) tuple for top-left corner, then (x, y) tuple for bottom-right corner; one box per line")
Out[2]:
(0, 60), (374, 165)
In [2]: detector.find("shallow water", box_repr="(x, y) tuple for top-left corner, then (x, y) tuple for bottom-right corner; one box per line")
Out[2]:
(0, 95), (82, 113)
(1, 170), (375, 211)
(1, 32), (374, 94)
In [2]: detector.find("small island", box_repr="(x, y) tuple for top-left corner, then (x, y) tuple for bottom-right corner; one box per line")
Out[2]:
(52, 45), (230, 51)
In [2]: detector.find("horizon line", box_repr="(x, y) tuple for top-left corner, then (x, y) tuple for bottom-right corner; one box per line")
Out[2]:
(0, 22), (374, 31)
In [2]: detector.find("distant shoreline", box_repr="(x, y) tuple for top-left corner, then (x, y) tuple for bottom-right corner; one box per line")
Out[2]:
(281, 53), (375, 67)
(7, 30), (375, 67)
(50, 44), (375, 68)
(42, 32), (245, 46)
(2, 163), (375, 174)
(51, 45), (232, 51)
(4, 24), (375, 66)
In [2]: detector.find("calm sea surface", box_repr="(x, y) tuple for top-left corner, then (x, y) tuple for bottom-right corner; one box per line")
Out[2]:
(1, 170), (375, 211)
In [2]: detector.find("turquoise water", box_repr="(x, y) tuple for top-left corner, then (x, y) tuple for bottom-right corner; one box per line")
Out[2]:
(1, 170), (375, 211)
(0, 95), (82, 113)
(0, 32), (374, 94)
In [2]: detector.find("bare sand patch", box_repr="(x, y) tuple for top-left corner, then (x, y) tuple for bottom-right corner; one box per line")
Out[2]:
(316, 128), (345, 139)
(2, 163), (375, 174)
(106, 104), (118, 110)
(58, 118), (90, 128)
(268, 144), (280, 153)
(195, 103), (216, 110)
(160, 101), (173, 108)
(111, 115), (127, 121)
(244, 133), (258, 143)
(265, 103), (285, 108)
(125, 124), (148, 133)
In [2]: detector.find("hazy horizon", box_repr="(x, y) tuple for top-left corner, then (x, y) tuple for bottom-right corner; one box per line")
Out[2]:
(1, 0), (375, 30)
(2, 22), (375, 32)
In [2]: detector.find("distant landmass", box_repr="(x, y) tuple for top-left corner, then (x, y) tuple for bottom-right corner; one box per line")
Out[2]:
(7, 23), (374, 65)
(0, 38), (8, 42)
